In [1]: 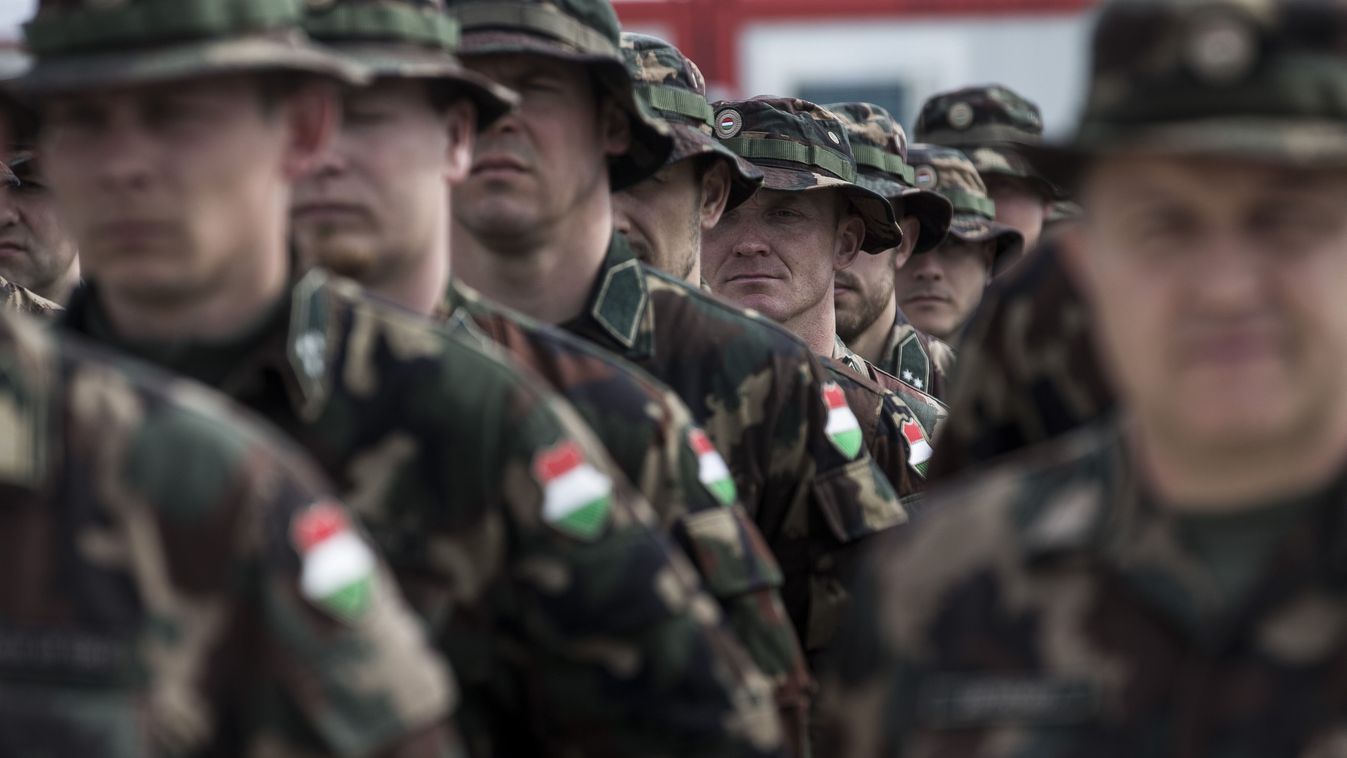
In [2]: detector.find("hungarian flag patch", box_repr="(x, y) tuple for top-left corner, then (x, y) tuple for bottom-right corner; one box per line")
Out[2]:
(823, 381), (863, 459)
(901, 418), (934, 477)
(535, 441), (613, 540)
(689, 428), (737, 506)
(291, 501), (376, 622)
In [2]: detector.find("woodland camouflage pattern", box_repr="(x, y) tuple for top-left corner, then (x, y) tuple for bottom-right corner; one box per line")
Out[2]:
(914, 84), (1057, 197)
(820, 423), (1347, 758)
(562, 235), (906, 664)
(440, 279), (813, 749)
(61, 270), (783, 758)
(833, 337), (947, 449)
(908, 144), (1024, 269)
(0, 274), (61, 319)
(875, 309), (957, 402)
(930, 240), (1112, 481)
(0, 311), (456, 757)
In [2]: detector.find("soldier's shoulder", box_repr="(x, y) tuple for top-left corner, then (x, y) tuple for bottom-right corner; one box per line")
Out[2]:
(0, 276), (62, 319)
(642, 265), (816, 359)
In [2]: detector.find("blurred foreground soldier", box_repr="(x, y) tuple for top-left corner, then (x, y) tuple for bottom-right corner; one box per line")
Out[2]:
(827, 102), (956, 399)
(915, 84), (1058, 254)
(17, 1), (779, 755)
(612, 33), (763, 284)
(895, 145), (1022, 343)
(821, 1), (1347, 755)
(0, 152), (81, 304)
(449, 0), (906, 677)
(704, 96), (944, 489)
(0, 311), (457, 756)
(293, 11), (807, 751)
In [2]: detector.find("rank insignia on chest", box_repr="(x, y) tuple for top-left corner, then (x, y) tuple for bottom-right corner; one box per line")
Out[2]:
(688, 428), (737, 506)
(822, 382), (863, 460)
(291, 501), (376, 622)
(534, 441), (613, 540)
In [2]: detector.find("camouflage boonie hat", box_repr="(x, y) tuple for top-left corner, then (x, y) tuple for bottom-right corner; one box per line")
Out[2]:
(711, 96), (902, 254)
(1031, 0), (1347, 189)
(304, 0), (517, 128)
(828, 102), (952, 254)
(915, 84), (1059, 200)
(620, 33), (762, 210)
(12, 0), (365, 96)
(908, 143), (1023, 270)
(448, 0), (673, 191)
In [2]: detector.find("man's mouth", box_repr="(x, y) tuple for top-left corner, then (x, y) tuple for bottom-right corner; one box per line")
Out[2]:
(472, 154), (529, 177)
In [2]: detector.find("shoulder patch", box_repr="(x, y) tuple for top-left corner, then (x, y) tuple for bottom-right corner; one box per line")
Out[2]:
(688, 428), (737, 506)
(534, 441), (613, 540)
(822, 381), (863, 460)
(900, 418), (934, 478)
(292, 501), (377, 622)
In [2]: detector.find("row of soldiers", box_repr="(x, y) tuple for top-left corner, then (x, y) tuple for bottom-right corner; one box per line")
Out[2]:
(1, 0), (1344, 755)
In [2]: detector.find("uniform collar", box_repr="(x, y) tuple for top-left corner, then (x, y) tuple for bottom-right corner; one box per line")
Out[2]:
(565, 234), (656, 360)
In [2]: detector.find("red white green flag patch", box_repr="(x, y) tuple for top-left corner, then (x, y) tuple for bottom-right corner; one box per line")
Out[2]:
(535, 441), (613, 540)
(901, 419), (934, 477)
(689, 428), (737, 506)
(823, 382), (863, 459)
(291, 501), (376, 622)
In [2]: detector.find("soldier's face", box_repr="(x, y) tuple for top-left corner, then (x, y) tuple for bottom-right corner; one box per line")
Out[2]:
(835, 215), (920, 343)
(894, 237), (995, 341)
(985, 175), (1050, 253)
(453, 54), (630, 247)
(612, 157), (730, 282)
(0, 167), (81, 302)
(38, 75), (332, 305)
(292, 79), (474, 286)
(702, 188), (864, 334)
(1073, 155), (1347, 458)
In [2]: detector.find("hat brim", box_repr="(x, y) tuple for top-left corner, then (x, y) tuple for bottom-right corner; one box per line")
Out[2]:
(855, 171), (953, 254)
(757, 164), (903, 253)
(1025, 117), (1347, 193)
(949, 214), (1024, 270)
(326, 42), (518, 128)
(8, 32), (366, 96)
(460, 30), (672, 191)
(968, 144), (1063, 200)
(666, 123), (762, 210)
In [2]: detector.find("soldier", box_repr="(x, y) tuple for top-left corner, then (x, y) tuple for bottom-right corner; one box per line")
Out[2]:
(291, 9), (811, 749)
(0, 151), (81, 304)
(0, 310), (459, 756)
(827, 102), (956, 400)
(610, 32), (764, 284)
(448, 0), (907, 672)
(16, 1), (782, 755)
(914, 84), (1059, 254)
(820, 1), (1347, 755)
(703, 96), (945, 490)
(895, 144), (1022, 343)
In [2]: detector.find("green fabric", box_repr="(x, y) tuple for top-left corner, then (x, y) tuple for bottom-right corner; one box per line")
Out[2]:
(943, 188), (996, 219)
(25, 0), (303, 54)
(638, 84), (713, 126)
(305, 4), (460, 50)
(851, 143), (915, 185)
(456, 1), (618, 56)
(720, 137), (855, 182)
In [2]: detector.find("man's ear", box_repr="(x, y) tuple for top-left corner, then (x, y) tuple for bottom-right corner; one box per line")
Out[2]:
(442, 98), (477, 184)
(281, 79), (339, 180)
(599, 95), (632, 158)
(893, 216), (921, 270)
(699, 160), (733, 231)
(834, 210), (866, 271)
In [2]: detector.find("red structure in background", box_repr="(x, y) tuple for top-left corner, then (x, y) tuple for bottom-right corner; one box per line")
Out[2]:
(614, 0), (1093, 94)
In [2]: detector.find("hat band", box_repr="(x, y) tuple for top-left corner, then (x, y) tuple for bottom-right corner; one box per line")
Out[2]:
(851, 143), (916, 185)
(456, 2), (618, 57)
(306, 4), (461, 51)
(921, 123), (1041, 147)
(721, 136), (856, 182)
(943, 188), (996, 219)
(637, 84), (712, 127)
(25, 0), (301, 54)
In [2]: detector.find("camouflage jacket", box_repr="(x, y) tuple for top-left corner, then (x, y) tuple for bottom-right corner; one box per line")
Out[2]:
(61, 270), (783, 758)
(560, 234), (905, 661)
(930, 240), (1114, 481)
(0, 274), (62, 318)
(0, 311), (456, 757)
(820, 421), (1347, 757)
(440, 279), (813, 747)
(874, 307), (956, 401)
(833, 336), (948, 447)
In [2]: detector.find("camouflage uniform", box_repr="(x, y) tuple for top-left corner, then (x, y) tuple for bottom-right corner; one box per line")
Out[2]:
(20, 2), (783, 755)
(0, 310), (457, 757)
(820, 3), (1347, 755)
(455, 1), (909, 671)
(827, 102), (957, 400)
(0, 273), (61, 318)
(907, 144), (1025, 274)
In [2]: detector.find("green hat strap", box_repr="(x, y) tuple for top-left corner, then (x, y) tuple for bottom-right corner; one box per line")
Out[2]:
(25, 0), (302, 54)
(722, 136), (855, 182)
(306, 4), (461, 49)
(942, 187), (996, 219)
(851, 142), (916, 185)
(923, 122), (1039, 147)
(456, 2), (618, 56)
(637, 84), (712, 127)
